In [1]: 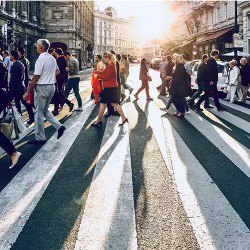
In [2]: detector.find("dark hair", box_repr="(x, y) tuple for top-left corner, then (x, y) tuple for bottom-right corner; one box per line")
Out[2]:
(48, 48), (55, 54)
(17, 47), (25, 55)
(110, 50), (116, 55)
(116, 54), (121, 61)
(64, 51), (71, 57)
(10, 50), (18, 60)
(141, 57), (146, 65)
(3, 50), (9, 56)
(166, 55), (172, 62)
(202, 54), (208, 61)
(55, 48), (64, 55)
(211, 49), (219, 57)
(96, 54), (102, 60)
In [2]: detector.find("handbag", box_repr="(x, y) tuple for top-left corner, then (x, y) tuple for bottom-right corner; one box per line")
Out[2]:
(26, 90), (34, 105)
(147, 75), (152, 82)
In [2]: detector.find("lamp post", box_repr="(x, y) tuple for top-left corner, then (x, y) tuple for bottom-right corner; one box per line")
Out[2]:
(234, 0), (239, 59)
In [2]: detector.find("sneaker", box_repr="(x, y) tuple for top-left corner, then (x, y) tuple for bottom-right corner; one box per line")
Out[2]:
(57, 126), (66, 139)
(185, 111), (191, 115)
(134, 94), (139, 100)
(146, 97), (153, 101)
(160, 107), (169, 113)
(9, 152), (22, 170)
(204, 105), (214, 109)
(74, 107), (83, 111)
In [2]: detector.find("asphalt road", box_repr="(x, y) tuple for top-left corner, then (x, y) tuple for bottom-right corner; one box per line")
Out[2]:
(0, 64), (249, 250)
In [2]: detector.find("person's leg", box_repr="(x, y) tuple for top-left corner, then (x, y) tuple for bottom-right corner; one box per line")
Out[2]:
(241, 86), (249, 101)
(189, 84), (202, 101)
(34, 86), (47, 141)
(0, 132), (16, 156)
(112, 103), (126, 121)
(71, 77), (82, 108)
(166, 95), (173, 109)
(211, 85), (222, 109)
(21, 99), (34, 122)
(229, 85), (237, 103)
(134, 82), (145, 97)
(183, 98), (189, 111)
(14, 95), (22, 115)
(44, 85), (63, 131)
(144, 81), (150, 98)
(160, 79), (167, 95)
(236, 87), (243, 100)
(97, 103), (107, 122)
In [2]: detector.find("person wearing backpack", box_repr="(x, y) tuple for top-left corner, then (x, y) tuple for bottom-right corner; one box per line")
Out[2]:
(0, 88), (22, 169)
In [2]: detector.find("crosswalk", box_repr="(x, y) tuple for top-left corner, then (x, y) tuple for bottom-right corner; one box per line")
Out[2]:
(0, 67), (250, 249)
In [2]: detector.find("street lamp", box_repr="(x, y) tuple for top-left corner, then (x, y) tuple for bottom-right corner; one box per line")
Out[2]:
(234, 0), (239, 59)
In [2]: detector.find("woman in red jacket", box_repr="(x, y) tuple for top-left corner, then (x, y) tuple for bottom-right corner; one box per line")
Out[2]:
(92, 52), (128, 127)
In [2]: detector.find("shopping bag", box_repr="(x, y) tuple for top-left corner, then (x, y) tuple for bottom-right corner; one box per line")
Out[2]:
(12, 107), (27, 134)
(0, 107), (14, 140)
(26, 90), (34, 105)
(91, 72), (102, 104)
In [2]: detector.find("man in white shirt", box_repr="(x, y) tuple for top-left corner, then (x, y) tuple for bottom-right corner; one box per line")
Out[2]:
(23, 39), (66, 144)
(3, 50), (12, 73)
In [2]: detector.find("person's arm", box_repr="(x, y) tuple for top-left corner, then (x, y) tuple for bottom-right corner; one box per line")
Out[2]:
(96, 65), (113, 81)
(23, 75), (40, 100)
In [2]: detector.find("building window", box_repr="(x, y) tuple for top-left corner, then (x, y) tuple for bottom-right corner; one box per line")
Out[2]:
(247, 14), (250, 30)
(224, 3), (228, 21)
(53, 11), (63, 19)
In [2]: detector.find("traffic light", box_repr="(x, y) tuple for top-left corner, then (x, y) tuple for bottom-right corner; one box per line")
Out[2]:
(7, 20), (14, 44)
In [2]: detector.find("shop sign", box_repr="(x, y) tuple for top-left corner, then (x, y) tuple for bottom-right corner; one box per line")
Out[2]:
(233, 33), (243, 48)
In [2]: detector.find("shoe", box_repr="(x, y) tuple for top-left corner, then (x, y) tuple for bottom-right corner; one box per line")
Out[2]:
(57, 126), (66, 139)
(9, 152), (22, 170)
(146, 97), (153, 101)
(194, 105), (203, 111)
(217, 107), (226, 111)
(185, 111), (191, 115)
(74, 107), (83, 111)
(27, 119), (34, 125)
(173, 112), (185, 118)
(121, 94), (126, 102)
(160, 107), (169, 113)
(134, 94), (139, 100)
(129, 88), (134, 94)
(224, 98), (230, 101)
(28, 139), (47, 145)
(91, 121), (102, 128)
(69, 103), (74, 112)
(52, 110), (59, 116)
(204, 105), (214, 109)
(119, 118), (128, 126)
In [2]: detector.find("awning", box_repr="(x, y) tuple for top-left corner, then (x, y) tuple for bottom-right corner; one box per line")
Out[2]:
(196, 28), (234, 45)
(170, 39), (194, 51)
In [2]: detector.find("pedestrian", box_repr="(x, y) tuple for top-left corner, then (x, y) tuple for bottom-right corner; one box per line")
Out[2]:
(9, 50), (34, 124)
(0, 88), (22, 169)
(134, 58), (153, 100)
(193, 54), (212, 110)
(64, 51), (83, 111)
(23, 39), (66, 144)
(225, 60), (241, 103)
(0, 58), (8, 89)
(92, 52), (128, 127)
(157, 56), (167, 95)
(53, 48), (74, 115)
(94, 54), (106, 72)
(18, 47), (35, 124)
(239, 57), (250, 103)
(120, 54), (133, 96)
(206, 50), (225, 111)
(105, 50), (121, 118)
(2, 50), (12, 74)
(167, 54), (188, 117)
(161, 55), (174, 96)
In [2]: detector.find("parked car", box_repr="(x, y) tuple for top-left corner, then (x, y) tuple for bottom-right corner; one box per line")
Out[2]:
(191, 61), (228, 92)
(150, 58), (161, 69)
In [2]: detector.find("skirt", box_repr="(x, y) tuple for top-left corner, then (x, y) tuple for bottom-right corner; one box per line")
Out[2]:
(100, 87), (120, 104)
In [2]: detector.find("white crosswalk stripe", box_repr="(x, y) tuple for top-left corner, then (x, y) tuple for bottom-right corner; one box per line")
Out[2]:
(219, 99), (250, 116)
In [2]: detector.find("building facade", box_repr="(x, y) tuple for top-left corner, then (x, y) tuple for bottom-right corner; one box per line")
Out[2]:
(0, 0), (46, 69)
(165, 1), (246, 59)
(94, 6), (138, 56)
(0, 0), (94, 69)
(44, 1), (94, 69)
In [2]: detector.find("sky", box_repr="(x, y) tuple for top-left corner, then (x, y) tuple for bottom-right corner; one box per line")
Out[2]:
(95, 0), (174, 44)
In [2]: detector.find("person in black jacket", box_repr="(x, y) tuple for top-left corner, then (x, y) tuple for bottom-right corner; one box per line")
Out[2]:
(240, 57), (250, 102)
(0, 60), (8, 89)
(169, 55), (188, 117)
(206, 50), (224, 111)
(9, 51), (34, 124)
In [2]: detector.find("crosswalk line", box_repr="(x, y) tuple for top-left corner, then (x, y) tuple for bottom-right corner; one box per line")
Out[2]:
(134, 97), (250, 249)
(208, 108), (250, 134)
(184, 109), (250, 178)
(0, 98), (95, 250)
(216, 99), (250, 116)
(74, 104), (137, 250)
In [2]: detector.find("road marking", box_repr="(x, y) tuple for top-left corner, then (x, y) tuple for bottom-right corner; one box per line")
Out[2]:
(218, 99), (250, 116)
(0, 98), (95, 250)
(74, 104), (137, 250)
(208, 108), (250, 134)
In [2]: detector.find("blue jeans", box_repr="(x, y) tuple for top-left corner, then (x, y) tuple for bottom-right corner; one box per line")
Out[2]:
(65, 77), (82, 108)
(190, 84), (210, 106)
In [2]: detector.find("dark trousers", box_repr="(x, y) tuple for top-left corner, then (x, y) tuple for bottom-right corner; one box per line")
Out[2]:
(172, 94), (185, 114)
(196, 84), (222, 108)
(54, 81), (72, 112)
(190, 84), (210, 106)
(65, 77), (82, 108)
(107, 84), (121, 115)
(0, 132), (16, 156)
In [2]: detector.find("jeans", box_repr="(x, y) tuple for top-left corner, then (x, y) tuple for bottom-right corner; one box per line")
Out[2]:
(190, 84), (210, 106)
(34, 85), (62, 141)
(172, 94), (185, 114)
(160, 78), (168, 94)
(65, 77), (82, 108)
(0, 131), (16, 156)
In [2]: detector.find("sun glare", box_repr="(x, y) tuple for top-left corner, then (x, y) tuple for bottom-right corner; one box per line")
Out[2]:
(133, 1), (174, 45)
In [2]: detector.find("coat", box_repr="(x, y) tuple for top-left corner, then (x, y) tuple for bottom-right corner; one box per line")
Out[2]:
(207, 57), (218, 83)
(139, 64), (148, 81)
(196, 62), (210, 85)
(228, 66), (240, 86)
(240, 64), (250, 86)
(169, 63), (188, 97)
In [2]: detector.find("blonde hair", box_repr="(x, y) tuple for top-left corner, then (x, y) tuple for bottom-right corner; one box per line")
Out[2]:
(103, 51), (116, 63)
